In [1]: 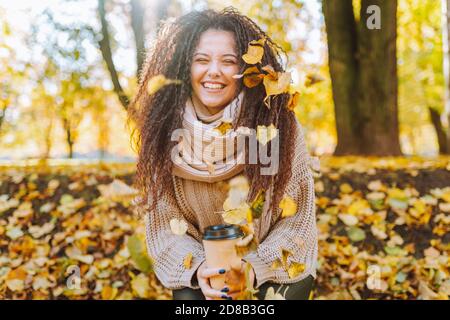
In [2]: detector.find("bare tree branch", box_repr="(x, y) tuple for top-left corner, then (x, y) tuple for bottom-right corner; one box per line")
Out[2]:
(97, 0), (129, 110)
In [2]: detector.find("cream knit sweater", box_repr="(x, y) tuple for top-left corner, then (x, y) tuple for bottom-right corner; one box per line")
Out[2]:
(144, 120), (318, 290)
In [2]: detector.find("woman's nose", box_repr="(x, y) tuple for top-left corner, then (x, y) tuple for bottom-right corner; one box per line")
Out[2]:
(207, 61), (221, 78)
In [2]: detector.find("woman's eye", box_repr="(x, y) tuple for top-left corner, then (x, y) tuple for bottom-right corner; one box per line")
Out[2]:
(223, 60), (236, 64)
(196, 59), (208, 63)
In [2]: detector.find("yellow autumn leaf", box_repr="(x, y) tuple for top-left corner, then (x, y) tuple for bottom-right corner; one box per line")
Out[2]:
(348, 199), (370, 215)
(223, 187), (248, 211)
(256, 124), (278, 146)
(288, 262), (306, 279)
(222, 203), (250, 225)
(244, 73), (264, 88)
(234, 66), (264, 88)
(214, 119), (233, 135)
(147, 74), (181, 95)
(441, 190), (450, 203)
(236, 233), (254, 247)
(169, 218), (188, 236)
(287, 91), (301, 111)
(250, 189), (265, 219)
(263, 71), (291, 97)
(131, 273), (150, 299)
(183, 252), (193, 269)
(338, 213), (359, 226)
(228, 175), (250, 191)
(261, 64), (277, 78)
(271, 259), (283, 270)
(101, 286), (118, 300)
(280, 248), (293, 271)
(242, 38), (265, 65)
(339, 183), (353, 194)
(304, 73), (325, 87)
(279, 195), (297, 218)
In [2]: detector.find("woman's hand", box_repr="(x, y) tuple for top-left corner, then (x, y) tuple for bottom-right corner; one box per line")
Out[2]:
(225, 259), (256, 299)
(196, 261), (232, 300)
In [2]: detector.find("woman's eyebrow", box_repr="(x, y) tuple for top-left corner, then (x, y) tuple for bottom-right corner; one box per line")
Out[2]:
(193, 52), (238, 59)
(222, 54), (238, 59)
(193, 52), (209, 57)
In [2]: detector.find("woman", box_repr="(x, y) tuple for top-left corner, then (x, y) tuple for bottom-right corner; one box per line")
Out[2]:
(128, 7), (318, 300)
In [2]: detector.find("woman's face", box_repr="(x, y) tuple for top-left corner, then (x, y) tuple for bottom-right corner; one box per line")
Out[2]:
(190, 29), (240, 113)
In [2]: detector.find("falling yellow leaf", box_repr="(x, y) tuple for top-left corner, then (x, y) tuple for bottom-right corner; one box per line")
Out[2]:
(169, 218), (188, 236)
(256, 124), (278, 146)
(242, 38), (265, 65)
(263, 71), (291, 97)
(234, 66), (264, 88)
(223, 187), (248, 211)
(222, 203), (250, 225)
(304, 73), (325, 87)
(261, 65), (277, 78)
(279, 195), (297, 218)
(236, 233), (254, 247)
(147, 74), (181, 95)
(287, 91), (301, 111)
(244, 73), (264, 88)
(183, 252), (193, 269)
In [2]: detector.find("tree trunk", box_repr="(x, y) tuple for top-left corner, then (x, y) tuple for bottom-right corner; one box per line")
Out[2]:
(322, 0), (361, 155)
(429, 107), (448, 153)
(323, 0), (402, 155)
(63, 119), (74, 159)
(130, 0), (145, 80)
(98, 0), (130, 110)
(357, 0), (401, 155)
(443, 0), (450, 153)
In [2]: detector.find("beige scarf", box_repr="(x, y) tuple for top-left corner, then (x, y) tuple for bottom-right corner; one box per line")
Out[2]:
(172, 92), (246, 183)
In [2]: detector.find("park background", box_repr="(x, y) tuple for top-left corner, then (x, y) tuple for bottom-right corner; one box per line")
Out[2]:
(0, 0), (449, 299)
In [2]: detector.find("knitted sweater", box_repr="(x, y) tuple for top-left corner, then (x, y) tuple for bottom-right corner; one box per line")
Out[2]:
(144, 120), (318, 290)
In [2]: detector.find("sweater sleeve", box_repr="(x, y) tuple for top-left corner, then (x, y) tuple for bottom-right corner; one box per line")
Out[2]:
(144, 184), (206, 290)
(243, 121), (318, 289)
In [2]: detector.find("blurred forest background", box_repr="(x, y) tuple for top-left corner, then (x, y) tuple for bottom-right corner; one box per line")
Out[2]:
(1, 0), (450, 160)
(0, 0), (449, 300)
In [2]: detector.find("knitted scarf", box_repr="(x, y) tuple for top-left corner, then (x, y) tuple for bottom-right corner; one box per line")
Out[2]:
(172, 92), (246, 183)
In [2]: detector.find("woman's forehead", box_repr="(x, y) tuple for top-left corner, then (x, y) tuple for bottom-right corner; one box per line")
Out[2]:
(194, 29), (237, 55)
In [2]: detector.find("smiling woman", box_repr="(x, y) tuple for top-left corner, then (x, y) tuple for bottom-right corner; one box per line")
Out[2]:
(128, 7), (317, 301)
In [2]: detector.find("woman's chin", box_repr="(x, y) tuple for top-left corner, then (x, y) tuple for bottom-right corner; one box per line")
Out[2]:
(200, 99), (232, 111)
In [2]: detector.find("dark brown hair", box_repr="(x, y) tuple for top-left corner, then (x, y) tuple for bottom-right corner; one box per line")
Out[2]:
(128, 7), (297, 219)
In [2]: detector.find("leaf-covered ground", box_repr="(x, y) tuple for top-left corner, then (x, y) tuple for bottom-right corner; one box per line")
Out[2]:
(0, 157), (448, 300)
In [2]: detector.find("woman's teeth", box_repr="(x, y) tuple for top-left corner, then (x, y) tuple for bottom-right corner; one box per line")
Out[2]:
(203, 82), (225, 89)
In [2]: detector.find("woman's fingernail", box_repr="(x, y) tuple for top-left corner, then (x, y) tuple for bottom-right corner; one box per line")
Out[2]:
(219, 269), (226, 274)
(221, 287), (229, 293)
(221, 295), (229, 299)
(227, 296), (233, 300)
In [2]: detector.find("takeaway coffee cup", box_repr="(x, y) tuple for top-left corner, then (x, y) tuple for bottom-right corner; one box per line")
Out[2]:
(202, 224), (244, 292)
